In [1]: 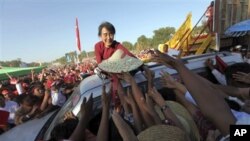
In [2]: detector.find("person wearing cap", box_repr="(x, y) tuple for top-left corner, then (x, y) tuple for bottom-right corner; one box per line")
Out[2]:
(158, 43), (179, 57)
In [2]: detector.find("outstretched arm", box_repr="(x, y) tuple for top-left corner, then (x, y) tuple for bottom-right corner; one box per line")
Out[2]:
(152, 50), (236, 135)
(96, 85), (111, 141)
(69, 94), (93, 141)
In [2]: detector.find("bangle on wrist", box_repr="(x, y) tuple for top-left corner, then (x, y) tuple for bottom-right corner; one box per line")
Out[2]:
(25, 115), (30, 119)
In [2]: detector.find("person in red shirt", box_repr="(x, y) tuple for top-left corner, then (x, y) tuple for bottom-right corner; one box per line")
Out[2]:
(94, 21), (134, 111)
(94, 22), (134, 63)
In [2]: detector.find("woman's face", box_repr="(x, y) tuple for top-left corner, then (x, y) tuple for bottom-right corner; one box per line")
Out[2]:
(100, 27), (114, 47)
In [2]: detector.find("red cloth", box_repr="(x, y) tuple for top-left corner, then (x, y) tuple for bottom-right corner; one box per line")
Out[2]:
(95, 41), (135, 106)
(94, 41), (134, 64)
(64, 74), (75, 84)
(46, 80), (54, 89)
(0, 110), (9, 128)
(215, 55), (228, 73)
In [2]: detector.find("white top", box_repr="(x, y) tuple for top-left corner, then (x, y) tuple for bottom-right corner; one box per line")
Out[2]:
(185, 91), (250, 122)
(168, 48), (180, 57)
(51, 91), (66, 107)
(3, 100), (19, 124)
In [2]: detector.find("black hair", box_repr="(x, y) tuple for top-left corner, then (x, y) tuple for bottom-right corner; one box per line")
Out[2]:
(49, 118), (79, 141)
(98, 21), (116, 36)
(22, 94), (39, 106)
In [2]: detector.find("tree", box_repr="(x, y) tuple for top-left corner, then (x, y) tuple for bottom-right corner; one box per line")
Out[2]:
(136, 35), (152, 51)
(151, 27), (175, 48)
(54, 56), (67, 65)
(122, 41), (134, 51)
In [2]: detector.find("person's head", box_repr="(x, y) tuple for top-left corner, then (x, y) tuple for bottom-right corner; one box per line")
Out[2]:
(158, 44), (169, 53)
(50, 118), (78, 141)
(225, 62), (250, 87)
(98, 21), (116, 47)
(33, 85), (45, 97)
(21, 95), (39, 112)
(1, 89), (10, 100)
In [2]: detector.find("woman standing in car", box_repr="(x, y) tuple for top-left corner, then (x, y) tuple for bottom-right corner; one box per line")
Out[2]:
(94, 21), (134, 63)
(94, 21), (134, 111)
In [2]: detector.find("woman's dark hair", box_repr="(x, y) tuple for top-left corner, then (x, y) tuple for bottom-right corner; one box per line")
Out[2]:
(98, 21), (116, 36)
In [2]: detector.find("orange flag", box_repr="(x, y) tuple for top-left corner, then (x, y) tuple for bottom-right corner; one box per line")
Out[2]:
(76, 18), (81, 52)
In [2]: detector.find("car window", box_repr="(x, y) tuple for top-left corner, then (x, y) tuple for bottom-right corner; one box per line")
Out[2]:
(43, 86), (81, 140)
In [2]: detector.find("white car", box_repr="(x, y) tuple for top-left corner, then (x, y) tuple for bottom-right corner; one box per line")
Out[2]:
(0, 52), (243, 141)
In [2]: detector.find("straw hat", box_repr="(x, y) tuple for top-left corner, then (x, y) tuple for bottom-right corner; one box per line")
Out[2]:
(154, 101), (200, 141)
(137, 124), (186, 141)
(98, 49), (143, 73)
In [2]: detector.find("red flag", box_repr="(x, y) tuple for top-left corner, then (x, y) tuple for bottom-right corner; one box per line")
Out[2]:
(215, 55), (228, 73)
(76, 18), (81, 52)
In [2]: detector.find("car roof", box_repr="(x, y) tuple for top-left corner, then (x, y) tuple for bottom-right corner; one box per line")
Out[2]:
(72, 51), (243, 116)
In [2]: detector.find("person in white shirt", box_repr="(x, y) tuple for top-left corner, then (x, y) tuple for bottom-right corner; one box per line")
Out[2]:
(50, 83), (66, 107)
(205, 58), (227, 85)
(0, 94), (19, 126)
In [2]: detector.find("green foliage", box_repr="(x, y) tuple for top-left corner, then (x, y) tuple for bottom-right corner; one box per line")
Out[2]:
(0, 59), (22, 67)
(135, 35), (152, 51)
(192, 20), (209, 36)
(122, 41), (134, 51)
(151, 27), (175, 48)
(54, 56), (67, 65)
(133, 27), (175, 52)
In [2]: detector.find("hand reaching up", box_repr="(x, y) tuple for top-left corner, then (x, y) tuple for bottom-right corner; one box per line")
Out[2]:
(117, 72), (134, 84)
(80, 94), (93, 121)
(160, 70), (179, 89)
(112, 111), (138, 141)
(151, 49), (179, 68)
(64, 111), (77, 121)
(233, 72), (250, 84)
(102, 84), (111, 109)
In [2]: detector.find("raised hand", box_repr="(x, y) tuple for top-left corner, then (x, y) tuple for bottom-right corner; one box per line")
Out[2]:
(112, 111), (138, 141)
(151, 49), (178, 68)
(124, 87), (136, 106)
(63, 111), (77, 121)
(205, 59), (215, 70)
(102, 84), (111, 108)
(160, 70), (179, 89)
(143, 66), (155, 80)
(233, 72), (250, 84)
(148, 87), (166, 107)
(117, 72), (133, 83)
(80, 94), (93, 121)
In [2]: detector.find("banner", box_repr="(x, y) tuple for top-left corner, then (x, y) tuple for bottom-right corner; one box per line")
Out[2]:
(168, 13), (192, 50)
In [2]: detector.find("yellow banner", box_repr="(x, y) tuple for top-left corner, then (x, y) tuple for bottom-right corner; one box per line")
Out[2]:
(168, 13), (192, 50)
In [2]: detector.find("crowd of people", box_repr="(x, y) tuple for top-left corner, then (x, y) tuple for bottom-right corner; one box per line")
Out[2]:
(1, 21), (250, 141)
(47, 49), (250, 141)
(0, 62), (97, 134)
